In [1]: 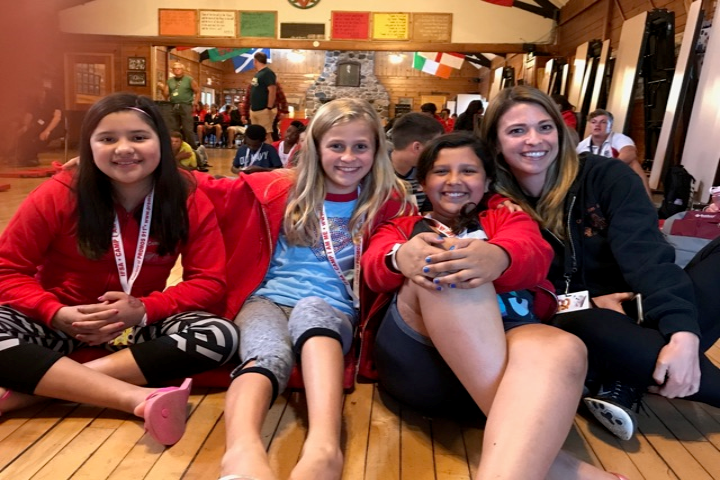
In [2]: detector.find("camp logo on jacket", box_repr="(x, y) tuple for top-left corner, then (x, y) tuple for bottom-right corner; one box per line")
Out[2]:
(583, 204), (608, 237)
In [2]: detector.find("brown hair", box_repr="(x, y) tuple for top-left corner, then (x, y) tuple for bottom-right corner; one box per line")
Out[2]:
(482, 85), (579, 238)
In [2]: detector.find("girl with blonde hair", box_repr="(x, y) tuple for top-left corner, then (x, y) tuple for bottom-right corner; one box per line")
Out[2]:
(196, 98), (410, 480)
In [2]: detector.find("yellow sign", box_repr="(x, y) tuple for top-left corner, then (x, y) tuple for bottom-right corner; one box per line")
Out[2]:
(372, 13), (410, 41)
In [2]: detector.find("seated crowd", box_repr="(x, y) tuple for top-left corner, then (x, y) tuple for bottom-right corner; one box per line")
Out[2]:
(0, 88), (719, 480)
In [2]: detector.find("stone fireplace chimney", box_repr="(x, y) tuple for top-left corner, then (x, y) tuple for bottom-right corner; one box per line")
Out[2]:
(305, 51), (390, 119)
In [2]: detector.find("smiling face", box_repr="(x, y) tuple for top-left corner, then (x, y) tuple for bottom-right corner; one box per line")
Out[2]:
(423, 146), (487, 227)
(319, 120), (375, 194)
(496, 102), (559, 196)
(90, 110), (160, 200)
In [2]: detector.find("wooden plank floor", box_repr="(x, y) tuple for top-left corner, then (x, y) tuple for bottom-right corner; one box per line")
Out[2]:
(1, 148), (719, 480)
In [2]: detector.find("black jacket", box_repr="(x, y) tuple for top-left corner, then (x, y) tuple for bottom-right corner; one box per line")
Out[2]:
(544, 154), (699, 339)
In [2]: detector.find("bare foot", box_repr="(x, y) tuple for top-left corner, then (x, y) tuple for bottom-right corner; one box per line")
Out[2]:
(221, 439), (277, 480)
(0, 388), (48, 413)
(289, 443), (343, 480)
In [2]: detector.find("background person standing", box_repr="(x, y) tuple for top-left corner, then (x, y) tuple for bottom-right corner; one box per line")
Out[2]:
(159, 62), (200, 149)
(247, 52), (276, 143)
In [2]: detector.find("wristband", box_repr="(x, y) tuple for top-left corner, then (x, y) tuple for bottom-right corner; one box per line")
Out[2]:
(385, 243), (403, 273)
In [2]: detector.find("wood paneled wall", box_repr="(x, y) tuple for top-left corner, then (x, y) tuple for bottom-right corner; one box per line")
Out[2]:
(556, 0), (708, 57)
(374, 53), (488, 117)
(68, 46), (488, 120)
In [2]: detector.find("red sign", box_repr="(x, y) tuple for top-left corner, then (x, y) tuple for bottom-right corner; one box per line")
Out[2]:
(331, 12), (370, 40)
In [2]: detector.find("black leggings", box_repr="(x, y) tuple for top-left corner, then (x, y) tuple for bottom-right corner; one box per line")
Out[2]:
(0, 307), (239, 393)
(552, 237), (720, 407)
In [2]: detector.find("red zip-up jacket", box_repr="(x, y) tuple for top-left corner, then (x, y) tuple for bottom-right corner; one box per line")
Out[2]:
(193, 170), (411, 320)
(0, 170), (226, 325)
(358, 205), (558, 381)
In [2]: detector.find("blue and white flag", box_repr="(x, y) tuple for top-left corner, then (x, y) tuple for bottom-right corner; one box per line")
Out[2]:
(232, 49), (272, 73)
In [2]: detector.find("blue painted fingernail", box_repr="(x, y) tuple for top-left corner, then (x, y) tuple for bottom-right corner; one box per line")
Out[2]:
(450, 283), (456, 288)
(449, 245), (456, 250)
(423, 266), (430, 273)
(433, 278), (440, 284)
(436, 286), (442, 291)
(425, 256), (432, 263)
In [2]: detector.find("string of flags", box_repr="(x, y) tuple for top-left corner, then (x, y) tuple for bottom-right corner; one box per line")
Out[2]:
(412, 52), (466, 79)
(177, 47), (465, 80)
(173, 48), (272, 72)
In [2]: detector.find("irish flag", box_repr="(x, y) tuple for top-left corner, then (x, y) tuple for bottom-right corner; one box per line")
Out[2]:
(412, 52), (466, 79)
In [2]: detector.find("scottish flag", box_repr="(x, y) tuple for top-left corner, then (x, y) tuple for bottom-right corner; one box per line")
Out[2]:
(232, 49), (272, 73)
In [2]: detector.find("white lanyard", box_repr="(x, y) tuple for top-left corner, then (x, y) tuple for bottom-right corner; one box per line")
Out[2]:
(319, 205), (363, 310)
(111, 189), (154, 295)
(244, 147), (263, 167)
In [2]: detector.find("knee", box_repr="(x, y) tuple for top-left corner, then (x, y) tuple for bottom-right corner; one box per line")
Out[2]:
(547, 331), (588, 381)
(513, 329), (588, 381)
(184, 316), (240, 364)
(239, 333), (294, 393)
(287, 297), (344, 350)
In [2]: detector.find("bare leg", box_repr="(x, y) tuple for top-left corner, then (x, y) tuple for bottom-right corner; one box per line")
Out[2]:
(83, 348), (148, 384)
(221, 365), (277, 480)
(289, 336), (344, 480)
(0, 347), (148, 413)
(0, 388), (46, 412)
(405, 281), (615, 479)
(31, 357), (153, 413)
(403, 280), (507, 413)
(477, 324), (615, 479)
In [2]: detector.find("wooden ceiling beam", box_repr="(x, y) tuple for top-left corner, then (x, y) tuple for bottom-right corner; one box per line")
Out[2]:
(61, 33), (558, 55)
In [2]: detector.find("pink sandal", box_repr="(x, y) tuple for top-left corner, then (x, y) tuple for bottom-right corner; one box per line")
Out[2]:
(0, 390), (11, 415)
(141, 378), (192, 446)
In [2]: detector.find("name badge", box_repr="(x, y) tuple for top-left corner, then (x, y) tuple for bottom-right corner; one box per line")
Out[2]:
(557, 290), (590, 313)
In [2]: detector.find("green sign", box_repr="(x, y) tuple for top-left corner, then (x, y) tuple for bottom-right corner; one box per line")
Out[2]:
(240, 12), (277, 38)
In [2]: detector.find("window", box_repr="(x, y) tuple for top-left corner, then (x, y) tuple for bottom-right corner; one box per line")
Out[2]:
(65, 53), (113, 110)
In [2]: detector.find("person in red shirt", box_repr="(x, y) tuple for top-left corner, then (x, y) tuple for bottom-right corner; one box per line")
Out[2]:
(420, 102), (445, 128)
(0, 93), (238, 447)
(361, 132), (629, 480)
(439, 107), (455, 133)
(197, 104), (223, 147)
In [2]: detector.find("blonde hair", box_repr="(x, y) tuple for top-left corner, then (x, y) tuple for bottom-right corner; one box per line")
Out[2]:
(284, 98), (409, 246)
(481, 86), (579, 239)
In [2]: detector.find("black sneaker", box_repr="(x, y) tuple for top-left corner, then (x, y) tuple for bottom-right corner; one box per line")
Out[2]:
(583, 380), (642, 441)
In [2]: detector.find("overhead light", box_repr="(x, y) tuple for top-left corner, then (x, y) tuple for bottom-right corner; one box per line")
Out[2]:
(288, 50), (305, 63)
(389, 53), (404, 64)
